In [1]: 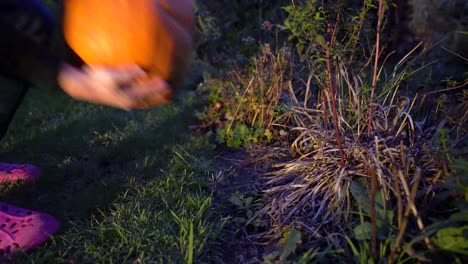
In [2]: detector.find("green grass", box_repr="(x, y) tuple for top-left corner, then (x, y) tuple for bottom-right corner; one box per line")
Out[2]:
(0, 88), (221, 263)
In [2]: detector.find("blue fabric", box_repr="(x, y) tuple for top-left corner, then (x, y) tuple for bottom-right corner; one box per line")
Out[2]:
(0, 0), (56, 44)
(0, 0), (58, 139)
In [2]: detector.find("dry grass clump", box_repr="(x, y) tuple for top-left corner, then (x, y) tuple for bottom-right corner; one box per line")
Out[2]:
(254, 113), (444, 237)
(246, 45), (465, 259)
(252, 98), (440, 223)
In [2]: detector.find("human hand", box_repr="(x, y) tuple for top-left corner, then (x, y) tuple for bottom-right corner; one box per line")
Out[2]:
(57, 63), (173, 110)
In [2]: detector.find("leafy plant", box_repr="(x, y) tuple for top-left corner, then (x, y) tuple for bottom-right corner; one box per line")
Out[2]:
(228, 192), (256, 224)
(200, 44), (292, 148)
(264, 228), (302, 264)
(428, 158), (468, 255)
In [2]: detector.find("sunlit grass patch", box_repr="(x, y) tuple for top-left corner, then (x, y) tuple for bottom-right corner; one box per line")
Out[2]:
(0, 88), (222, 263)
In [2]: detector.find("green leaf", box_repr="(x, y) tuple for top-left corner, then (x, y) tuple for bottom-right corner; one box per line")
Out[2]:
(314, 12), (324, 21)
(246, 210), (253, 219)
(452, 159), (468, 174)
(244, 197), (253, 207)
(229, 195), (243, 207)
(280, 228), (302, 262)
(375, 192), (393, 224)
(314, 34), (327, 47)
(350, 179), (393, 225)
(354, 222), (372, 240)
(350, 179), (371, 214)
(264, 129), (273, 142)
(345, 236), (360, 256)
(226, 137), (241, 148)
(186, 222), (194, 264)
(433, 226), (468, 254)
(450, 211), (468, 222)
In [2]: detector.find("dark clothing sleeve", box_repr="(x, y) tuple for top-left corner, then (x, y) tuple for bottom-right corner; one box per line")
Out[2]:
(0, 19), (62, 88)
(0, 0), (67, 138)
(0, 0), (83, 89)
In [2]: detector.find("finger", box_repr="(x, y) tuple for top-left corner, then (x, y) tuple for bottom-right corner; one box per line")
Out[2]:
(113, 79), (172, 110)
(126, 78), (173, 109)
(57, 64), (87, 100)
(111, 84), (171, 110)
(59, 64), (138, 111)
(125, 77), (173, 100)
(60, 64), (172, 111)
(133, 93), (172, 109)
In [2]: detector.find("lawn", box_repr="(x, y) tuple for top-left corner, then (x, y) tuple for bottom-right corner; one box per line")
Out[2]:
(0, 88), (221, 263)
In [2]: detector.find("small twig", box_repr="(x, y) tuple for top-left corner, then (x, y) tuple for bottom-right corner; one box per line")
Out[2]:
(394, 173), (403, 230)
(389, 169), (411, 264)
(369, 165), (378, 260)
(408, 168), (433, 250)
(421, 80), (468, 96)
(441, 46), (468, 62)
(331, 13), (340, 46)
(367, 0), (385, 137)
(303, 75), (313, 108)
(326, 29), (346, 167)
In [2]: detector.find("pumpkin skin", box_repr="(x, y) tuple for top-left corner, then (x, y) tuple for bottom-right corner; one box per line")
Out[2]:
(63, 0), (193, 88)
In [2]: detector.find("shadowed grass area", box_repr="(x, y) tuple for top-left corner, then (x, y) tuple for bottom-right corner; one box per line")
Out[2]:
(0, 88), (221, 263)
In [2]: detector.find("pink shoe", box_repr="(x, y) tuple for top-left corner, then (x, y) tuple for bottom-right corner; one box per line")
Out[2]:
(0, 202), (60, 258)
(0, 162), (41, 184)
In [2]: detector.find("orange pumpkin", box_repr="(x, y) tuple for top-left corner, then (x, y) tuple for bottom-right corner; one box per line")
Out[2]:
(63, 0), (193, 88)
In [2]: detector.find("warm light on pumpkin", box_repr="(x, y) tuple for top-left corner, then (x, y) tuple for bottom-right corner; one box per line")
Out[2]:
(63, 0), (193, 88)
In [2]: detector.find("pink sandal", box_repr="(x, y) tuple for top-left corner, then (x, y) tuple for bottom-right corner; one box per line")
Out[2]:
(0, 162), (41, 184)
(0, 202), (60, 257)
